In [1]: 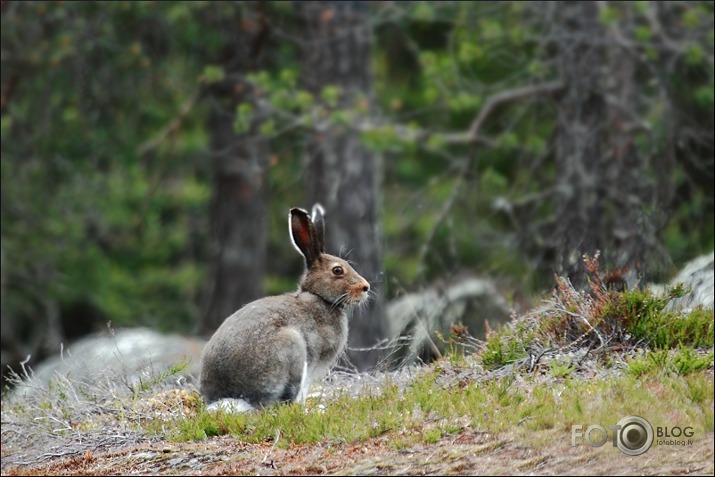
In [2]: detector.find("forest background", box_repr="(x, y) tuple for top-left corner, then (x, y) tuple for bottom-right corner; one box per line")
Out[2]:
(1, 1), (713, 377)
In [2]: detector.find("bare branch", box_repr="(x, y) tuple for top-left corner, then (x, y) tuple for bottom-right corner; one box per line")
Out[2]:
(441, 80), (564, 145)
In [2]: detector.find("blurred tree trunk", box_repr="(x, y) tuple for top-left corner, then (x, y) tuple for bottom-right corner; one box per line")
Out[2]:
(550, 1), (608, 287)
(549, 1), (657, 288)
(200, 99), (269, 336)
(200, 8), (271, 336)
(602, 3), (650, 281)
(295, 1), (385, 370)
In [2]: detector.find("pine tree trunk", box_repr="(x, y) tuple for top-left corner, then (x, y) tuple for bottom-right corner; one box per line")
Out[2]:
(295, 1), (385, 370)
(549, 1), (659, 287)
(603, 3), (648, 280)
(200, 101), (269, 336)
(200, 8), (270, 336)
(551, 1), (609, 287)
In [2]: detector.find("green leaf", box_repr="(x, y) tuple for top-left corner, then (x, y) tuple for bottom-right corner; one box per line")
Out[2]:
(458, 43), (483, 64)
(330, 109), (355, 126)
(413, 2), (434, 21)
(279, 68), (298, 86)
(233, 102), (254, 134)
(525, 135), (546, 155)
(685, 44), (705, 65)
(634, 26), (652, 42)
(295, 90), (314, 110)
(361, 125), (398, 152)
(497, 131), (519, 149)
(426, 134), (445, 150)
(320, 85), (342, 107)
(695, 86), (714, 108)
(447, 91), (482, 112)
(259, 119), (276, 137)
(201, 65), (225, 84)
(62, 107), (79, 123)
(682, 8), (701, 29)
(598, 5), (619, 25)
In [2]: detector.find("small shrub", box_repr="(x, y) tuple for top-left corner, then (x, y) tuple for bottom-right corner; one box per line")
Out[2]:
(481, 252), (714, 375)
(627, 347), (714, 378)
(481, 322), (534, 370)
(548, 358), (575, 378)
(606, 290), (713, 349)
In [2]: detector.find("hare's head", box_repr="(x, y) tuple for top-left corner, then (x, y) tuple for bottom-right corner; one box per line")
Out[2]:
(290, 204), (370, 309)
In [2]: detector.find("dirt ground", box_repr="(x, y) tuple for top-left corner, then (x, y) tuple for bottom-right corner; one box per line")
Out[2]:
(2, 347), (713, 476)
(2, 426), (713, 476)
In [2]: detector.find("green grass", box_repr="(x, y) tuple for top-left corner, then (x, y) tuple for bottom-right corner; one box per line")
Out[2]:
(132, 360), (191, 397)
(153, 362), (713, 450)
(548, 357), (576, 378)
(628, 347), (714, 378)
(481, 320), (535, 369)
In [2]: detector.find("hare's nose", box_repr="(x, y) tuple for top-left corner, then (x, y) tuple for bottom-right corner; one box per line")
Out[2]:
(362, 283), (370, 292)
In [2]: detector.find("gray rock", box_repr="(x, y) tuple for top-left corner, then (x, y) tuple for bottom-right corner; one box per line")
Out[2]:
(10, 327), (205, 397)
(665, 252), (714, 312)
(385, 277), (512, 365)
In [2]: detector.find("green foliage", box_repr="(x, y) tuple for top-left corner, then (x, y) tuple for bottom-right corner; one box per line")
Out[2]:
(2, 1), (213, 333)
(628, 348), (714, 378)
(685, 44), (705, 65)
(373, 0), (714, 292)
(361, 125), (400, 152)
(604, 287), (714, 349)
(320, 85), (342, 108)
(481, 322), (534, 370)
(548, 358), (575, 379)
(479, 257), (713, 373)
(201, 65), (225, 84)
(234, 102), (254, 134)
(1, 1), (713, 341)
(132, 360), (191, 397)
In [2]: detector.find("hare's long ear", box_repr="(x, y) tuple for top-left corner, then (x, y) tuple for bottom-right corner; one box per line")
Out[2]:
(311, 203), (325, 254)
(290, 207), (321, 267)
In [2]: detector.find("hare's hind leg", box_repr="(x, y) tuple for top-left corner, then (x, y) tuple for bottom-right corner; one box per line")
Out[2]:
(295, 360), (309, 404)
(274, 327), (309, 405)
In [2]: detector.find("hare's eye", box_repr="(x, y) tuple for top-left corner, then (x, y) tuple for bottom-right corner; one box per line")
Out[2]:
(332, 266), (344, 276)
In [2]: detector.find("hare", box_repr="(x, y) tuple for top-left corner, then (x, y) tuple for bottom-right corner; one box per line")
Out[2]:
(199, 204), (370, 412)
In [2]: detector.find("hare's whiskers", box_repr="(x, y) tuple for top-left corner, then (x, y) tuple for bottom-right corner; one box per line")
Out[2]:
(331, 293), (348, 311)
